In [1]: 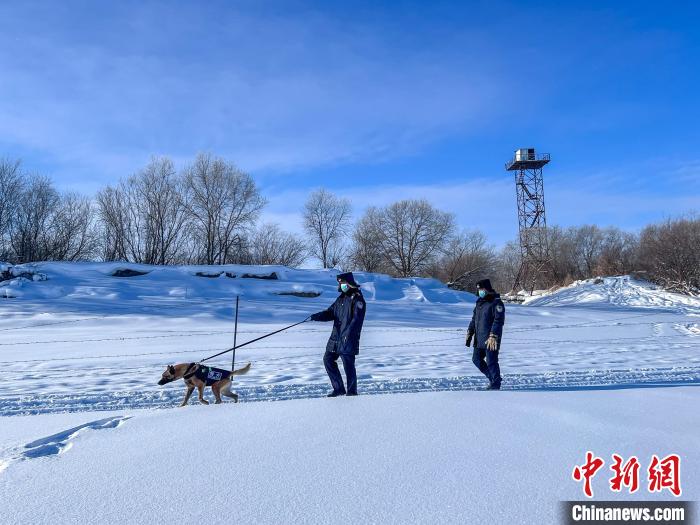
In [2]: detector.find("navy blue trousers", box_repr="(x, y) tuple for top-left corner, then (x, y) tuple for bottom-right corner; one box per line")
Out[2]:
(472, 347), (501, 387)
(323, 351), (357, 395)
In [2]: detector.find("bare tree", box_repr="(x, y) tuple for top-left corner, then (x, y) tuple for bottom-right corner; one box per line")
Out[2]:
(97, 157), (190, 264)
(369, 199), (455, 278)
(596, 227), (638, 276)
(0, 159), (23, 260)
(303, 188), (352, 269)
(246, 223), (307, 267)
(9, 175), (60, 263)
(350, 207), (385, 273)
(141, 158), (191, 264)
(183, 153), (266, 265)
(572, 225), (605, 278)
(543, 226), (573, 284)
(97, 185), (129, 261)
(433, 230), (495, 290)
(48, 193), (100, 261)
(0, 162), (98, 263)
(492, 240), (522, 292)
(638, 217), (700, 295)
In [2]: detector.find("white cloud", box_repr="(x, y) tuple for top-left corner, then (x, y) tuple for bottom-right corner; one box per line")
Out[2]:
(0, 3), (505, 183)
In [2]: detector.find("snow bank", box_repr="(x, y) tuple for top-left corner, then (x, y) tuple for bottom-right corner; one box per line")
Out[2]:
(1, 388), (697, 524)
(524, 276), (700, 314)
(0, 261), (471, 306)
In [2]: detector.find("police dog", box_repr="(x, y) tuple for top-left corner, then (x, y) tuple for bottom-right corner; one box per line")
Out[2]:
(158, 362), (251, 407)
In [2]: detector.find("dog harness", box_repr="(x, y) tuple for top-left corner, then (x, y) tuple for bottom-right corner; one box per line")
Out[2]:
(183, 363), (233, 386)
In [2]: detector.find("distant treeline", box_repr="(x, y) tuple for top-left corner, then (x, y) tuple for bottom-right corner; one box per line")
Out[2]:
(1, 155), (698, 296)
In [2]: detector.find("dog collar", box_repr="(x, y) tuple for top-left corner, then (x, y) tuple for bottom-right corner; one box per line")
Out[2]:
(182, 362), (199, 379)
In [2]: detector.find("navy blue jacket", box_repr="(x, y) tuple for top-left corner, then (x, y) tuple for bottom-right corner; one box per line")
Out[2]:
(468, 292), (505, 350)
(311, 290), (366, 355)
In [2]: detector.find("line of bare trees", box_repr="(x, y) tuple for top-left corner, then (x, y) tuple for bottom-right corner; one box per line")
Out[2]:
(0, 160), (99, 263)
(302, 192), (457, 278)
(302, 189), (503, 290)
(2, 156), (697, 296)
(0, 155), (307, 268)
(637, 217), (700, 295)
(303, 188), (699, 296)
(504, 220), (698, 295)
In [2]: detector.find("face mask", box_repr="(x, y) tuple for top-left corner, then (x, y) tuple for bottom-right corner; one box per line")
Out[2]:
(340, 283), (350, 293)
(478, 289), (486, 298)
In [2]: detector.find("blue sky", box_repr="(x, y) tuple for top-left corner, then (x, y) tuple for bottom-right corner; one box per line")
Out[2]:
(0, 0), (698, 245)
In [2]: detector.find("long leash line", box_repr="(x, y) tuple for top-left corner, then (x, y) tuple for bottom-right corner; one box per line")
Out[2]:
(231, 296), (239, 372)
(199, 316), (311, 363)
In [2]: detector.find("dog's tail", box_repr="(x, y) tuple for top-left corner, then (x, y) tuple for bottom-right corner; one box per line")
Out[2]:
(232, 362), (252, 376)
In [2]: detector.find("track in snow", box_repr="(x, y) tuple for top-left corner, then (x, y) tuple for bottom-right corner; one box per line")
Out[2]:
(2, 366), (699, 416)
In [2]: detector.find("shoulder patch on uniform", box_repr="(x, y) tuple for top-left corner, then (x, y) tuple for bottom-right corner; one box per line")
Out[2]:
(357, 301), (364, 309)
(496, 305), (504, 312)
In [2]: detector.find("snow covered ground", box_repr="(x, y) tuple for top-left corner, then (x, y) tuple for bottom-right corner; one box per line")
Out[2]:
(1, 263), (698, 523)
(0, 265), (698, 415)
(1, 388), (698, 524)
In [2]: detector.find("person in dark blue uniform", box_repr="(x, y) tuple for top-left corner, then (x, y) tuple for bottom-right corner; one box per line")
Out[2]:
(466, 278), (505, 390)
(310, 272), (366, 397)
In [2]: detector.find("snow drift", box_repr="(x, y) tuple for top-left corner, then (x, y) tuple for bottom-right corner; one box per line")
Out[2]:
(524, 276), (700, 314)
(0, 261), (472, 306)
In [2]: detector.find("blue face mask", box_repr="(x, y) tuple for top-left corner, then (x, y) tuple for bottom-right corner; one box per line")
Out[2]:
(340, 283), (350, 293)
(478, 289), (486, 298)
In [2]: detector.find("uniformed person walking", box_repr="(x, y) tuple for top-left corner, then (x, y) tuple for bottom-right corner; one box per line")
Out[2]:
(466, 278), (505, 390)
(310, 272), (366, 397)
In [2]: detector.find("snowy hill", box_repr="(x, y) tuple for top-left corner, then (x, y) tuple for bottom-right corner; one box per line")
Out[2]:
(524, 275), (700, 314)
(0, 261), (471, 306)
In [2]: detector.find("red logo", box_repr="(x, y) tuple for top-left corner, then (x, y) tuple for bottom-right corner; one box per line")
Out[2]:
(573, 453), (682, 498)
(648, 454), (682, 497)
(572, 451), (605, 498)
(609, 454), (640, 493)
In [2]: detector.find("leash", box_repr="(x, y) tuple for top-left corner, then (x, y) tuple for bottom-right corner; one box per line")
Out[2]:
(199, 316), (311, 363)
(231, 296), (240, 373)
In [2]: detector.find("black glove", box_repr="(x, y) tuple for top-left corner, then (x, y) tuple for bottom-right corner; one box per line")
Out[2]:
(466, 331), (473, 347)
(310, 313), (321, 321)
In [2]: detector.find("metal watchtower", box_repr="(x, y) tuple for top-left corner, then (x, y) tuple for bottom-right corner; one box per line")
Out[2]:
(505, 148), (551, 294)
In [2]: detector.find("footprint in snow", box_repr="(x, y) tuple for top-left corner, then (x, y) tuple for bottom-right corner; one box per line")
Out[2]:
(0, 416), (131, 472)
(22, 416), (131, 459)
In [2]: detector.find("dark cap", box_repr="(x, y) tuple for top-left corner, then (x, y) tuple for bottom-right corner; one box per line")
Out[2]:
(336, 272), (360, 288)
(476, 278), (493, 291)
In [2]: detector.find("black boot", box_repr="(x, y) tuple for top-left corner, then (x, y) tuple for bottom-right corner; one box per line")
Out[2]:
(327, 391), (346, 397)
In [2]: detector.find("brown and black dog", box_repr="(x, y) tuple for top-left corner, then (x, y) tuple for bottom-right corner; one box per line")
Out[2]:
(158, 362), (251, 407)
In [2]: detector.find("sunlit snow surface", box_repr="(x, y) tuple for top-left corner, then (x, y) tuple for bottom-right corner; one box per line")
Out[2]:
(1, 264), (699, 524)
(0, 264), (698, 415)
